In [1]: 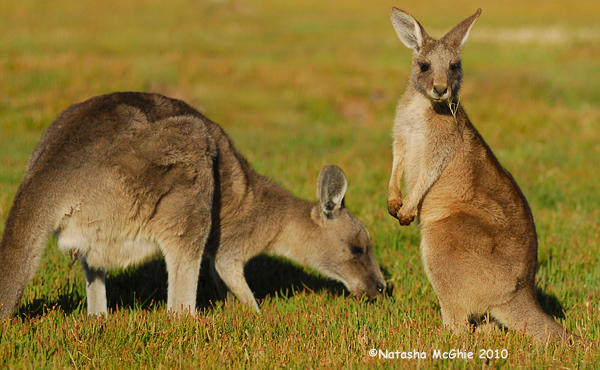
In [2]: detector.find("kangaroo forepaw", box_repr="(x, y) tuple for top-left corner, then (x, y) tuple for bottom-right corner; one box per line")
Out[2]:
(387, 198), (403, 219)
(397, 213), (415, 226)
(396, 206), (416, 226)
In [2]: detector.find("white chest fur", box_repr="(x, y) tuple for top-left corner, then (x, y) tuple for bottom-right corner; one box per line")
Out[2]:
(394, 94), (431, 191)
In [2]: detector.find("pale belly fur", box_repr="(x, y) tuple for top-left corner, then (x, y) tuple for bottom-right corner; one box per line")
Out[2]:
(56, 214), (162, 270)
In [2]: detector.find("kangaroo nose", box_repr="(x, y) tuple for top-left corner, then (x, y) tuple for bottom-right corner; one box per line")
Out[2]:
(376, 283), (385, 294)
(433, 85), (448, 96)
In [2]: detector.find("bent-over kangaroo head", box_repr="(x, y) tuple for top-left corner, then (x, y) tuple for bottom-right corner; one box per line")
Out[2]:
(390, 8), (481, 103)
(309, 165), (386, 298)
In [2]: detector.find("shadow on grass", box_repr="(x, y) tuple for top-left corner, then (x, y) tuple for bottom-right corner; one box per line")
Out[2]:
(103, 255), (350, 311)
(243, 255), (347, 301)
(18, 255), (355, 317)
(536, 286), (565, 319)
(19, 294), (86, 319)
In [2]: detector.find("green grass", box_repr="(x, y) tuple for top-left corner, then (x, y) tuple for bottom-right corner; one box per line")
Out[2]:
(1, 0), (599, 367)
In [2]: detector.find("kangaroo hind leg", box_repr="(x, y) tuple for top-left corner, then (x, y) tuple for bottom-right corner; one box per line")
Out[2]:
(163, 250), (203, 314)
(158, 167), (215, 314)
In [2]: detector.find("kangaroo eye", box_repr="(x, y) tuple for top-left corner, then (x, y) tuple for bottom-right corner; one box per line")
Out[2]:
(349, 245), (363, 255)
(419, 63), (430, 72)
(450, 62), (461, 71)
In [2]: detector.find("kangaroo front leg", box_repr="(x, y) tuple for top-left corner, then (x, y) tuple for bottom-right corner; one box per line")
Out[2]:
(395, 172), (428, 226)
(164, 252), (202, 314)
(397, 137), (457, 225)
(214, 257), (259, 312)
(209, 257), (230, 301)
(388, 136), (406, 218)
(81, 257), (107, 315)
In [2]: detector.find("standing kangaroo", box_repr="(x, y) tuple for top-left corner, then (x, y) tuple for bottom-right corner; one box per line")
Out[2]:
(0, 92), (386, 318)
(387, 8), (571, 341)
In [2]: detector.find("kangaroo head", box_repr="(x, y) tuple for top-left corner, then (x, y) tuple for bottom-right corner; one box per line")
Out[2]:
(390, 8), (481, 102)
(310, 165), (386, 298)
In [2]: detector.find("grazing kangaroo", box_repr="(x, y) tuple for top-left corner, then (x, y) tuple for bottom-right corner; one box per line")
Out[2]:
(387, 8), (571, 341)
(0, 92), (386, 318)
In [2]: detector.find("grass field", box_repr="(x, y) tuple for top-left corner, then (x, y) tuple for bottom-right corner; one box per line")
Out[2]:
(1, 0), (599, 367)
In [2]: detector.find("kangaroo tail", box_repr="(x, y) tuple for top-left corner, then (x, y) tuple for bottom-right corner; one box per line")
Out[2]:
(0, 179), (58, 319)
(491, 287), (574, 342)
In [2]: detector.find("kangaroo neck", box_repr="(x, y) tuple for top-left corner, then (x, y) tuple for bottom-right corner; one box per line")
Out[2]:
(206, 121), (319, 258)
(401, 84), (468, 129)
(267, 198), (322, 268)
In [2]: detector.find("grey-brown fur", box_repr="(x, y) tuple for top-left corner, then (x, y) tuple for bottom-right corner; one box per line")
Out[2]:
(0, 92), (385, 318)
(387, 8), (572, 341)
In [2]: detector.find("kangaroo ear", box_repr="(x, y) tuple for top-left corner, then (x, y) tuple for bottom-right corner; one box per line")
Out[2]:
(317, 165), (348, 219)
(442, 8), (482, 49)
(390, 7), (428, 52)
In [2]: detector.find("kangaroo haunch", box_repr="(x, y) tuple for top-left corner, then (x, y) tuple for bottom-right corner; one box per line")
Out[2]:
(387, 8), (572, 342)
(0, 92), (386, 318)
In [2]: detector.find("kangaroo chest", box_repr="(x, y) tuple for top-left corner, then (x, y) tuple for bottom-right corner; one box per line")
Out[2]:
(395, 93), (463, 194)
(394, 96), (431, 191)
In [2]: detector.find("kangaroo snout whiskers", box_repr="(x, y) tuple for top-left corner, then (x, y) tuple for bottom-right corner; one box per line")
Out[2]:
(432, 84), (447, 96)
(432, 84), (449, 100)
(0, 92), (385, 318)
(369, 280), (386, 298)
(350, 277), (386, 299)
